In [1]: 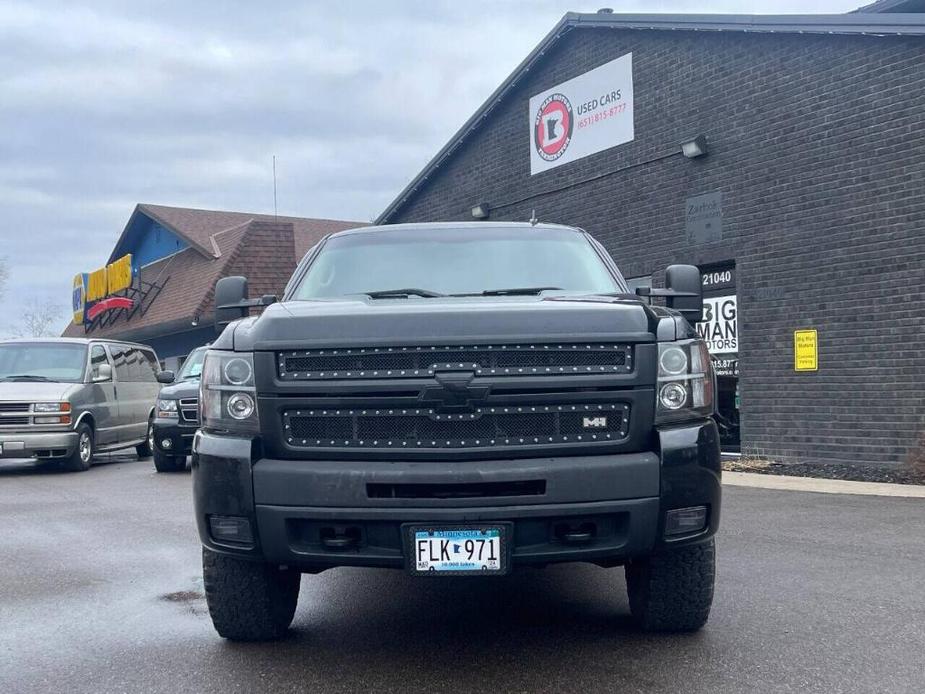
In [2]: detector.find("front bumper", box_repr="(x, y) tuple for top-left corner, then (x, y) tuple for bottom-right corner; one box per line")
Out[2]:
(192, 419), (721, 570)
(152, 419), (196, 456)
(0, 430), (78, 459)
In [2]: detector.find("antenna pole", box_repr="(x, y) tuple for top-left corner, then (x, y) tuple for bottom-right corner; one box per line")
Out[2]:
(272, 155), (278, 218)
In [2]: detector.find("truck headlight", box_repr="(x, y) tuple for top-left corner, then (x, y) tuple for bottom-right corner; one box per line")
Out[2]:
(32, 402), (71, 424)
(157, 399), (179, 418)
(33, 402), (70, 413)
(200, 351), (258, 435)
(655, 340), (714, 423)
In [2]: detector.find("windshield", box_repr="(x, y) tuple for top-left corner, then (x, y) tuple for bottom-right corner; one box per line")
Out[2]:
(177, 347), (207, 380)
(292, 226), (623, 299)
(0, 342), (88, 383)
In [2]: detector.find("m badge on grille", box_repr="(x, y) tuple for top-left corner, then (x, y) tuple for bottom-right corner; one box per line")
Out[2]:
(582, 415), (608, 429)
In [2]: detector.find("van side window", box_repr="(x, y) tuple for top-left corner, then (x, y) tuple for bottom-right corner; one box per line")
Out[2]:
(89, 345), (109, 380)
(110, 345), (130, 381)
(124, 347), (142, 381)
(138, 349), (159, 382)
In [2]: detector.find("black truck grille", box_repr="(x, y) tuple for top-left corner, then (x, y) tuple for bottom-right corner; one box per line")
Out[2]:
(284, 403), (629, 449)
(278, 343), (632, 380)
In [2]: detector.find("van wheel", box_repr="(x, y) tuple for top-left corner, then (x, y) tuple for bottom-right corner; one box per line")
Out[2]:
(153, 448), (186, 472)
(625, 539), (715, 632)
(203, 548), (300, 641)
(136, 418), (154, 458)
(61, 422), (94, 472)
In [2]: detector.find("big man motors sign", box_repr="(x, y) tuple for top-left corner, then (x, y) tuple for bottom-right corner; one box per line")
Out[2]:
(528, 53), (634, 175)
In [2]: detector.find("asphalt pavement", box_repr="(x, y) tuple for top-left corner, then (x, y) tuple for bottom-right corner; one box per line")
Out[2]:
(1, 455), (923, 694)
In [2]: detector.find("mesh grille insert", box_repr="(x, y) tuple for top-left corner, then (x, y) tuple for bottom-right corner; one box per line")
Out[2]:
(278, 343), (632, 380)
(284, 403), (629, 450)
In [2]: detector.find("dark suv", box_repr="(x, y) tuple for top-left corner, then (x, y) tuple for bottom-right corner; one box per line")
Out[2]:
(194, 222), (721, 641)
(152, 346), (207, 472)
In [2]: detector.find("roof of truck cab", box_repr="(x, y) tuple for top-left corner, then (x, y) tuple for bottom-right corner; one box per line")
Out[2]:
(329, 221), (585, 238)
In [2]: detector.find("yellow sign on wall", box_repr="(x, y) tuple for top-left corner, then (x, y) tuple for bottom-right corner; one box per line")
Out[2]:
(107, 254), (133, 294)
(87, 267), (109, 302)
(794, 329), (818, 371)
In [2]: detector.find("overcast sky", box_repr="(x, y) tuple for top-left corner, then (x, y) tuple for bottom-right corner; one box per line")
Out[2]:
(0, 0), (859, 335)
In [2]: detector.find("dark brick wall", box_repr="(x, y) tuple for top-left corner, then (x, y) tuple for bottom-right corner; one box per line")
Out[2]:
(385, 28), (925, 466)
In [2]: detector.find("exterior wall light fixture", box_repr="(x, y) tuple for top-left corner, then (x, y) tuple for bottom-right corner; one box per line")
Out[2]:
(471, 202), (490, 220)
(681, 134), (708, 159)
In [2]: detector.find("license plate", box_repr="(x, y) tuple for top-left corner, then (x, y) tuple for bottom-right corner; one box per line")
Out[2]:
(405, 525), (508, 575)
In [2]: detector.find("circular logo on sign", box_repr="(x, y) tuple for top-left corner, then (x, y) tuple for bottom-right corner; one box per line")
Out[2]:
(72, 273), (87, 324)
(534, 93), (573, 162)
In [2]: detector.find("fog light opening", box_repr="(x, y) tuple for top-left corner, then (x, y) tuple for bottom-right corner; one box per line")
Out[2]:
(665, 506), (708, 537)
(209, 515), (254, 546)
(161, 438), (173, 449)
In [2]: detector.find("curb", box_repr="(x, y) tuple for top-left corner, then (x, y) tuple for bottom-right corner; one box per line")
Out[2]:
(722, 471), (925, 498)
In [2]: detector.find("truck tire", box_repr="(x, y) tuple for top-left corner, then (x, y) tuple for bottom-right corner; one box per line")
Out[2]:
(59, 422), (94, 472)
(136, 418), (154, 458)
(625, 539), (715, 632)
(153, 449), (186, 472)
(202, 547), (300, 641)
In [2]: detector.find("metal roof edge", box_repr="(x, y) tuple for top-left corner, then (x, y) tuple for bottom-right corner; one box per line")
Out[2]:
(374, 11), (925, 225)
(569, 12), (925, 33)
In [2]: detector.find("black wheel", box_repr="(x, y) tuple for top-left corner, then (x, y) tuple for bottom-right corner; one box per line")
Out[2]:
(203, 547), (300, 641)
(136, 417), (154, 458)
(60, 422), (94, 472)
(153, 448), (186, 472)
(625, 539), (715, 632)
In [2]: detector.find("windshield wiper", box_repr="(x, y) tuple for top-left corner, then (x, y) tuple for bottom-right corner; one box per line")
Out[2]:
(362, 288), (446, 299)
(452, 286), (562, 297)
(0, 374), (55, 382)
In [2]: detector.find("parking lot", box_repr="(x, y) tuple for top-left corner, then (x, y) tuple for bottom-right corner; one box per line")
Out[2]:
(0, 456), (922, 694)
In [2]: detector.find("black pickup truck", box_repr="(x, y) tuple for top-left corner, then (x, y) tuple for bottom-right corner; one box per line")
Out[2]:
(194, 222), (720, 641)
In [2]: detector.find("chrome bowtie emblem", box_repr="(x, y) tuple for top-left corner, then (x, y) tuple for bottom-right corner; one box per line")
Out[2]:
(582, 416), (608, 429)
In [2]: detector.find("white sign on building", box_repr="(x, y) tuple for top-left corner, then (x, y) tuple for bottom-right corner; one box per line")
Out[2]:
(528, 53), (635, 175)
(698, 295), (738, 355)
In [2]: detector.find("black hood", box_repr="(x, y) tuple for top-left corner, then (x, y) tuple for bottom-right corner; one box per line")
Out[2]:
(229, 295), (688, 352)
(157, 378), (200, 399)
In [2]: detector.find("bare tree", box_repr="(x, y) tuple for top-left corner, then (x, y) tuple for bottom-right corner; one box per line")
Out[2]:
(12, 299), (65, 338)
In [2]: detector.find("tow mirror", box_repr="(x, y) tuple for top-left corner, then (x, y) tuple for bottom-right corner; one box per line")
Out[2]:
(215, 276), (250, 327)
(157, 370), (175, 384)
(214, 276), (278, 331)
(634, 264), (703, 323)
(665, 265), (703, 323)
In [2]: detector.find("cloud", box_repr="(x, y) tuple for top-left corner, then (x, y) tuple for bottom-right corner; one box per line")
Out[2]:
(0, 0), (860, 336)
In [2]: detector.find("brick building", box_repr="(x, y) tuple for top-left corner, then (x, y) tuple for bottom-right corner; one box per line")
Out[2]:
(63, 204), (360, 369)
(377, 8), (925, 465)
